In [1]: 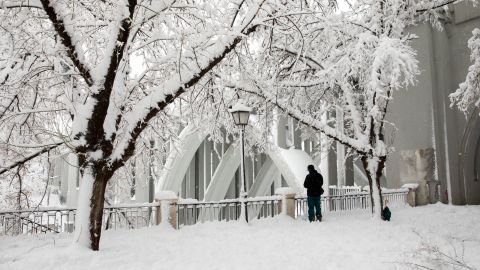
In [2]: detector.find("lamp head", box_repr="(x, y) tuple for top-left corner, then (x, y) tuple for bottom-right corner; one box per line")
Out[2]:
(228, 101), (251, 126)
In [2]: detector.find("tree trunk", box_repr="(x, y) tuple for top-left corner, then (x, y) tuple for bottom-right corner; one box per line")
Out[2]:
(361, 156), (384, 220)
(89, 174), (109, 250)
(73, 168), (95, 248)
(73, 163), (112, 250)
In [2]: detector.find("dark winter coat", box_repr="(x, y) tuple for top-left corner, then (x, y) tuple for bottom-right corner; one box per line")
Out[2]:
(303, 169), (324, 197)
(382, 206), (391, 221)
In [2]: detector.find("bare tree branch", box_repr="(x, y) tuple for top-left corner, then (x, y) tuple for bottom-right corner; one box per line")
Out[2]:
(0, 142), (62, 176)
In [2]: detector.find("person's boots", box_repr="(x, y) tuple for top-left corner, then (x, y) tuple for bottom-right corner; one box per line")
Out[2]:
(316, 215), (322, 222)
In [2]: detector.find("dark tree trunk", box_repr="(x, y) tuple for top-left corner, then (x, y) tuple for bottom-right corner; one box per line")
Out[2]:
(89, 173), (109, 251)
(361, 155), (385, 219)
(361, 156), (375, 214)
(76, 158), (114, 251)
(376, 156), (387, 212)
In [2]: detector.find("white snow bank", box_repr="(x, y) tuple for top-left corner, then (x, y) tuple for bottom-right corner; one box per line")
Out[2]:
(2, 204), (480, 270)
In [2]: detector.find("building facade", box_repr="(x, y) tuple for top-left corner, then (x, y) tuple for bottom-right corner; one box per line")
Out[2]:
(387, 2), (480, 205)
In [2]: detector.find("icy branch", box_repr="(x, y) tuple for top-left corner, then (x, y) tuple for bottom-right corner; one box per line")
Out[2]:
(233, 78), (373, 156)
(0, 142), (62, 176)
(39, 0), (94, 86)
(110, 0), (267, 166)
(450, 28), (480, 114)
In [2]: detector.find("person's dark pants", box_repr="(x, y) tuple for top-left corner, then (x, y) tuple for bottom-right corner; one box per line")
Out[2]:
(307, 196), (321, 221)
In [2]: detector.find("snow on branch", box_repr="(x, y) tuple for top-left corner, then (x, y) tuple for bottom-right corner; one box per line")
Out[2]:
(370, 37), (418, 89)
(232, 78), (373, 156)
(39, 0), (94, 86)
(109, 0), (267, 166)
(0, 141), (62, 176)
(415, 0), (472, 13)
(70, 0), (139, 161)
(450, 28), (480, 114)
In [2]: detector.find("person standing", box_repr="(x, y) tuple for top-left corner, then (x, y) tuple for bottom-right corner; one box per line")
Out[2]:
(382, 199), (391, 221)
(303, 164), (324, 222)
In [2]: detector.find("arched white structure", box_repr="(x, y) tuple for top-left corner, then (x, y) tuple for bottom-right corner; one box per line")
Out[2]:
(203, 145), (240, 201)
(267, 147), (317, 194)
(158, 126), (207, 193)
(158, 128), (320, 200)
(155, 113), (372, 202)
(248, 157), (280, 197)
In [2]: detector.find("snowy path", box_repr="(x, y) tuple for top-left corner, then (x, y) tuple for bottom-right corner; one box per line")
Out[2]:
(1, 204), (479, 270)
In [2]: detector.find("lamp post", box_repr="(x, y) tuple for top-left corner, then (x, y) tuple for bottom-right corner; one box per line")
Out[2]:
(229, 101), (251, 223)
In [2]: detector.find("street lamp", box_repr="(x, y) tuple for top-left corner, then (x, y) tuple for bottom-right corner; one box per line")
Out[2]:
(229, 101), (251, 223)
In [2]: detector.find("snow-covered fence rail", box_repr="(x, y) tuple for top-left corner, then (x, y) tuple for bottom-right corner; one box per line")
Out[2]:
(0, 198), (280, 235)
(329, 186), (363, 196)
(0, 190), (409, 236)
(0, 208), (76, 236)
(0, 203), (159, 236)
(295, 189), (409, 218)
(102, 203), (159, 230)
(383, 190), (410, 208)
(176, 196), (281, 228)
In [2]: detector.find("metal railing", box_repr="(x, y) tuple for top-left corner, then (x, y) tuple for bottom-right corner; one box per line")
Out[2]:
(1, 189), (409, 236)
(329, 186), (363, 196)
(0, 203), (159, 236)
(294, 189), (409, 218)
(102, 203), (158, 230)
(176, 197), (281, 228)
(0, 208), (76, 236)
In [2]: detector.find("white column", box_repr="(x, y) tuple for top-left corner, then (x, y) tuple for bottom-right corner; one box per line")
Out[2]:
(293, 119), (302, 149)
(274, 112), (287, 190)
(203, 140), (212, 197)
(336, 106), (346, 187)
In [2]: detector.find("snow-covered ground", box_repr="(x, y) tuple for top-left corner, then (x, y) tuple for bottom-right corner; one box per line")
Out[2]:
(1, 204), (479, 270)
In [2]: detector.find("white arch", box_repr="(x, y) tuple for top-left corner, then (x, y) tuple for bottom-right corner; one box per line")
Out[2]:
(157, 126), (318, 200)
(248, 157), (280, 197)
(203, 146), (317, 200)
(203, 145), (240, 201)
(266, 147), (316, 194)
(158, 126), (206, 193)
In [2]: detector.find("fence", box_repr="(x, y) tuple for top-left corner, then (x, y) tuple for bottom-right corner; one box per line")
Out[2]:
(176, 197), (281, 228)
(0, 189), (409, 236)
(329, 186), (363, 196)
(0, 203), (159, 236)
(295, 189), (409, 218)
(0, 198), (280, 235)
(0, 207), (76, 235)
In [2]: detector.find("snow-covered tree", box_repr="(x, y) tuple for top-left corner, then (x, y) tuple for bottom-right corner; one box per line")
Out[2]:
(0, 0), (336, 250)
(233, 0), (418, 219)
(450, 28), (480, 114)
(217, 0), (473, 219)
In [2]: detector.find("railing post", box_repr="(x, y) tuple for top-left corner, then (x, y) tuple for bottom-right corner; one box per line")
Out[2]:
(155, 191), (178, 229)
(402, 184), (418, 207)
(275, 188), (296, 219)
